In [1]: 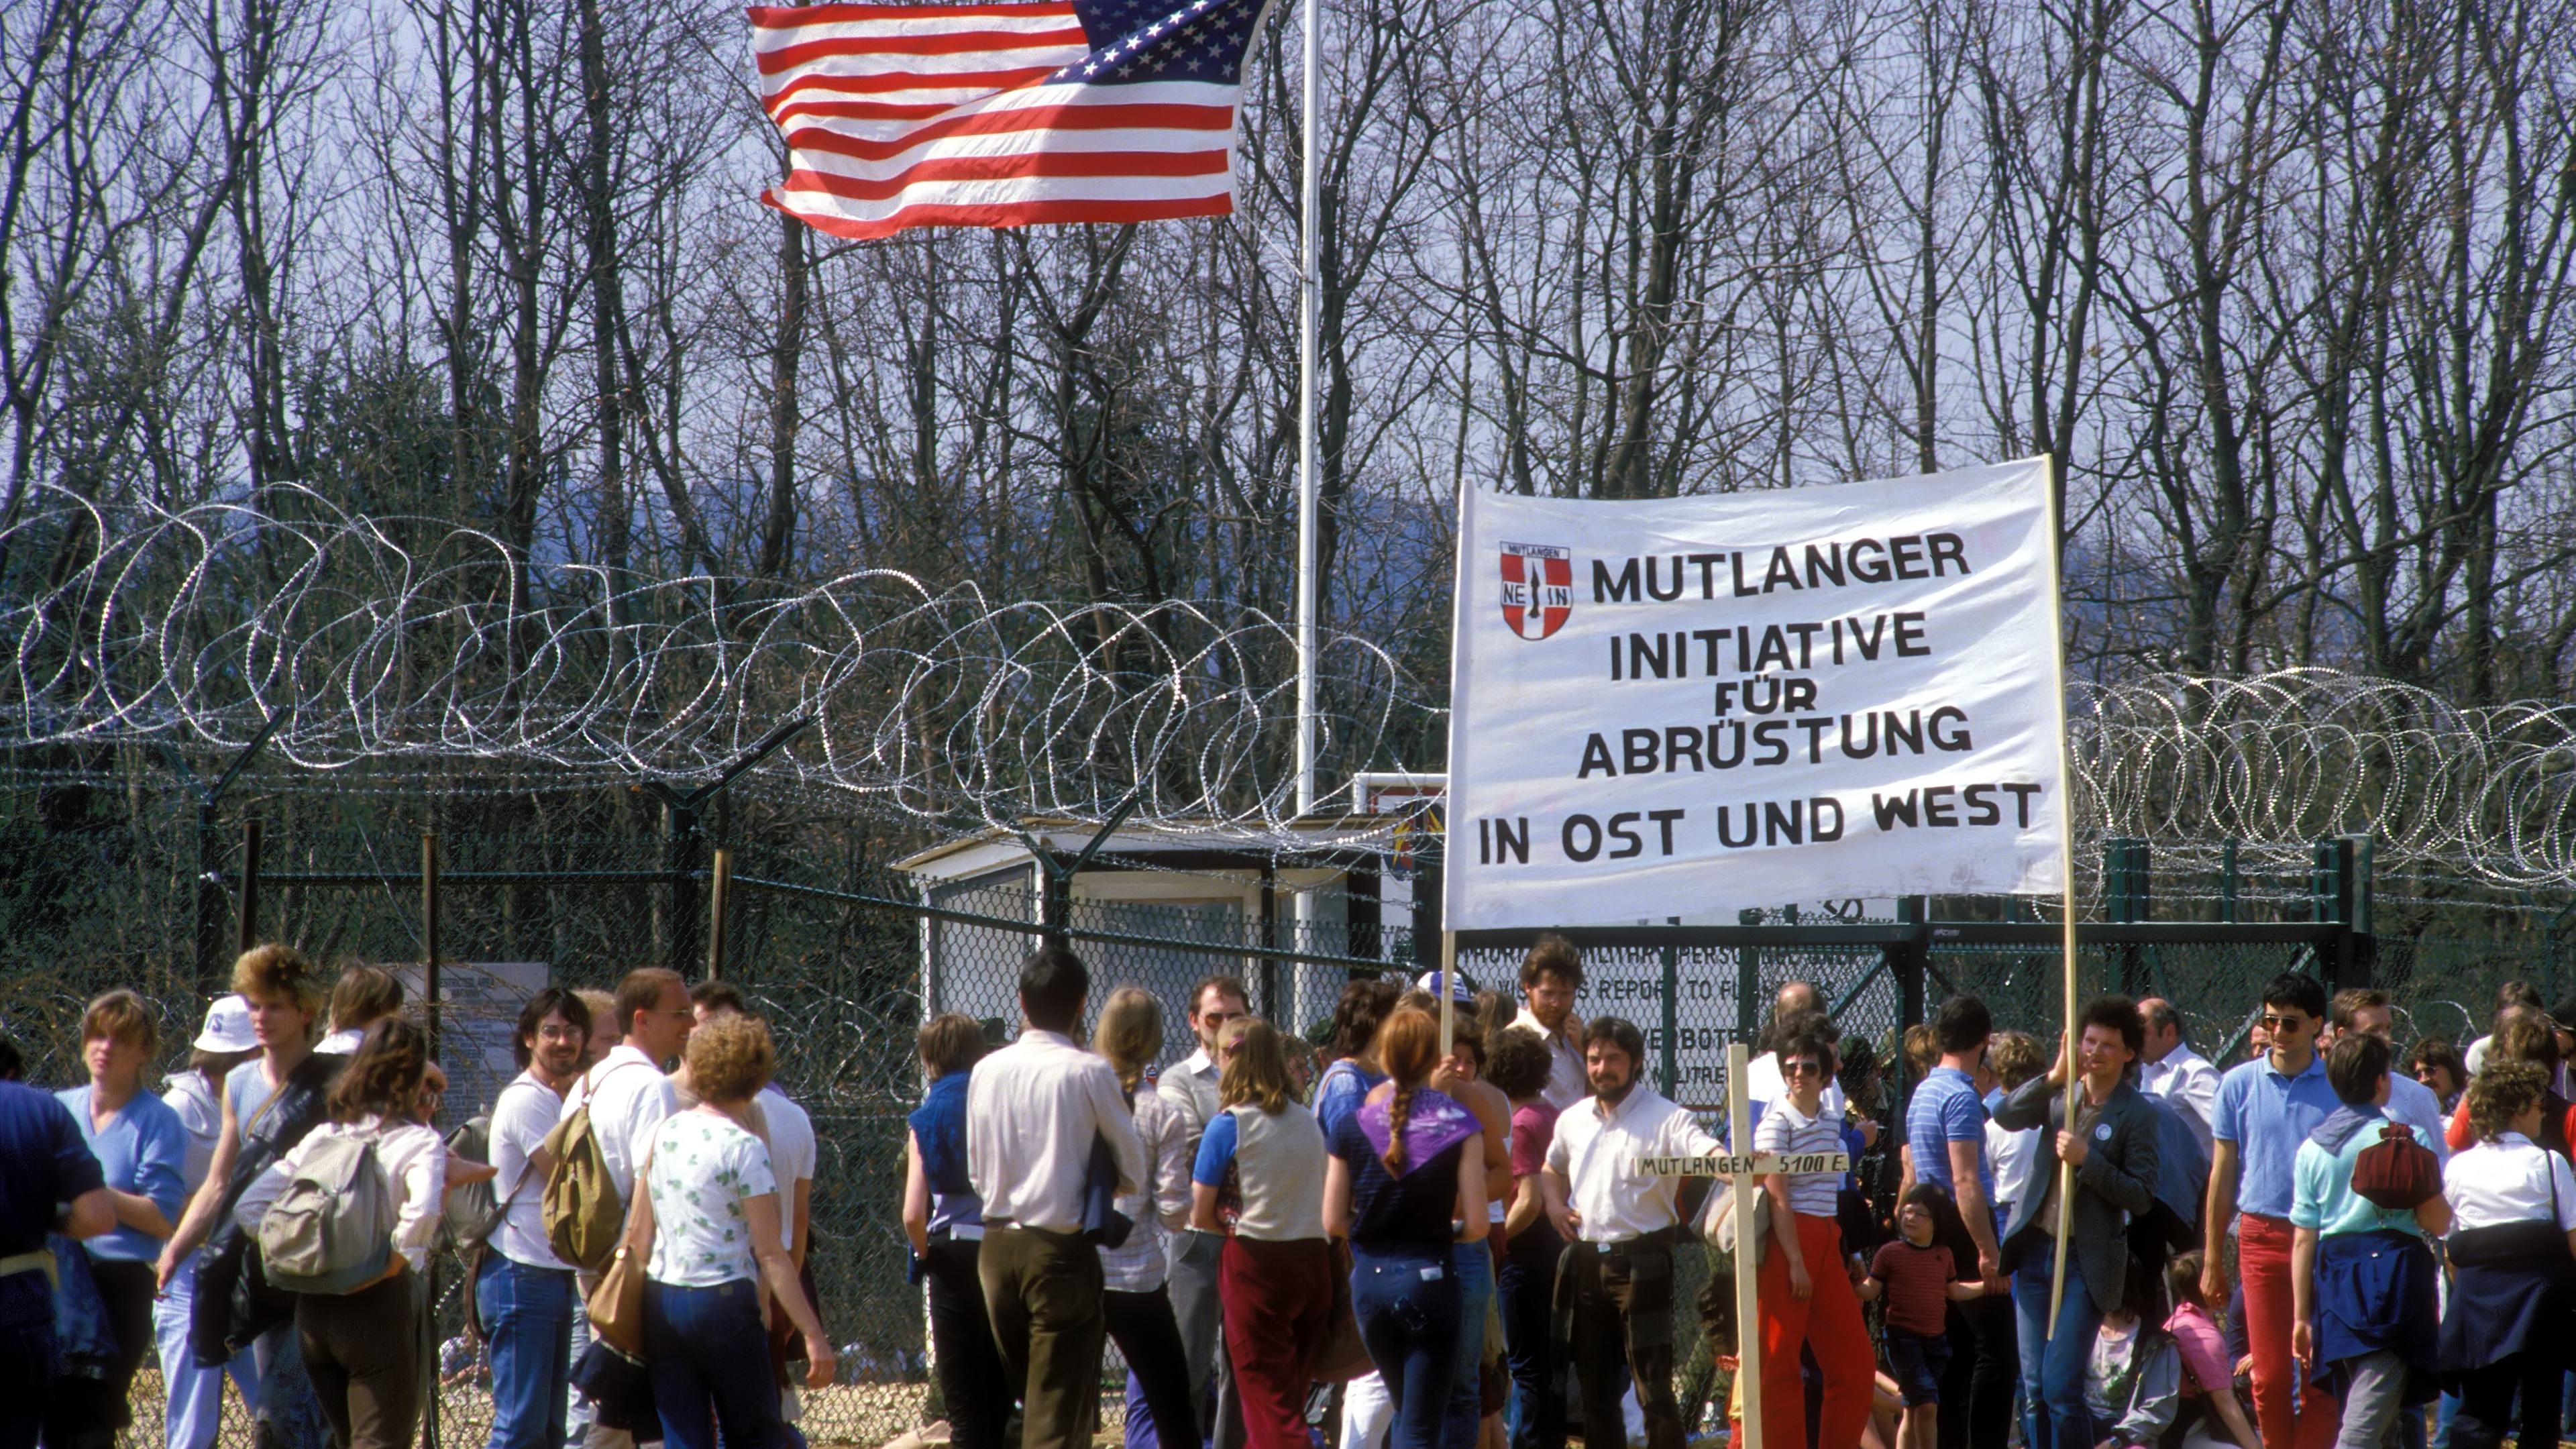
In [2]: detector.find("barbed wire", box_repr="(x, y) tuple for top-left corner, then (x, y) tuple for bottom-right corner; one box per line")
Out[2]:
(0, 483), (1435, 840)
(5, 488), (2573, 889)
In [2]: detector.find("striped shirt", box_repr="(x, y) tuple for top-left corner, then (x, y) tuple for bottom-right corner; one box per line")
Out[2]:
(1754, 1098), (1844, 1218)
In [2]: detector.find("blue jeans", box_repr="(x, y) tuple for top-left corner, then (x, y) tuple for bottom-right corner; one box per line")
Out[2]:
(1351, 1246), (1464, 1449)
(478, 1253), (576, 1449)
(2012, 1249), (2104, 1449)
(643, 1279), (786, 1449)
(1497, 1225), (1563, 1449)
(154, 1251), (258, 1449)
(1451, 1244), (1494, 1448)
(1, 1319), (53, 1449)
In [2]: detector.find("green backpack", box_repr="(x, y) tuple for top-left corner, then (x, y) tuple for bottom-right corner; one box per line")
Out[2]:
(539, 1062), (649, 1271)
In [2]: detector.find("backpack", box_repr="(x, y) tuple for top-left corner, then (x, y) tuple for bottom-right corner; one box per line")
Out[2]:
(256, 1129), (396, 1295)
(437, 1112), (502, 1254)
(541, 1062), (649, 1271)
(2352, 1120), (2442, 1210)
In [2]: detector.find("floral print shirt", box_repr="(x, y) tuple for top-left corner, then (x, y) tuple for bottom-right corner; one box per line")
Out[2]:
(645, 1108), (778, 1286)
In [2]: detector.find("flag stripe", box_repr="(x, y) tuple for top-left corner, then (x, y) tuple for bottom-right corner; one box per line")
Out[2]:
(750, 0), (1258, 239)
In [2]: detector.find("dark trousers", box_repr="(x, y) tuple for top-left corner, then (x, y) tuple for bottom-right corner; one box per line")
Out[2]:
(1107, 1287), (1202, 1449)
(42, 1256), (156, 1449)
(643, 1277), (786, 1449)
(1936, 1291), (2017, 1449)
(2447, 1352), (2563, 1449)
(1222, 1237), (1334, 1449)
(0, 1319), (52, 1449)
(1562, 1234), (1684, 1449)
(295, 1268), (423, 1449)
(926, 1236), (1011, 1449)
(980, 1225), (1109, 1449)
(1499, 1224), (1565, 1449)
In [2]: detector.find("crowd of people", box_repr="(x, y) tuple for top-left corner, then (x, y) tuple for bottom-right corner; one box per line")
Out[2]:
(2, 947), (824, 1449)
(6, 936), (2576, 1449)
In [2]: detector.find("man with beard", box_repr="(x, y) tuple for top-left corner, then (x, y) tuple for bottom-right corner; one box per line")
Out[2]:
(1539, 1017), (1722, 1449)
(480, 987), (591, 1449)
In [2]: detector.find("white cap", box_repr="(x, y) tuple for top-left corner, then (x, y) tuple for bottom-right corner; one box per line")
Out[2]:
(1413, 969), (1475, 1005)
(192, 994), (256, 1053)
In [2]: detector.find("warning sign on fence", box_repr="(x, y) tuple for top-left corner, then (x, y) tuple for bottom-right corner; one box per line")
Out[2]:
(1444, 458), (2068, 930)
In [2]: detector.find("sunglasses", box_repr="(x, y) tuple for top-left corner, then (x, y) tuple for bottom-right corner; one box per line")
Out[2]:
(2258, 1014), (2310, 1032)
(1782, 1059), (1827, 1077)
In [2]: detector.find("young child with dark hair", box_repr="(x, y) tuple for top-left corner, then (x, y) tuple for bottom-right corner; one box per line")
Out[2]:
(1860, 1185), (1988, 1449)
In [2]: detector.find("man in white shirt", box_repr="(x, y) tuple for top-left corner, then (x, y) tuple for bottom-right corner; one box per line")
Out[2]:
(559, 967), (690, 1449)
(2330, 988), (2453, 1163)
(480, 987), (590, 1449)
(967, 945), (1146, 1449)
(2137, 998), (2221, 1162)
(1155, 973), (1248, 1441)
(1540, 1016), (1722, 1449)
(1512, 934), (1589, 1110)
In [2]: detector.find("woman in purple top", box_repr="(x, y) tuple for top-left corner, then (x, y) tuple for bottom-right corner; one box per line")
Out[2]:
(1323, 1004), (1488, 1449)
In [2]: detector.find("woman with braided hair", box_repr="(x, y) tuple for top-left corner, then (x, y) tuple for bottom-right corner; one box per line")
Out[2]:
(1324, 1004), (1489, 1449)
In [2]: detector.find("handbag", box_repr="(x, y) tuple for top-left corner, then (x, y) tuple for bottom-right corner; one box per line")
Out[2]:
(1311, 1238), (1373, 1383)
(2352, 1121), (2441, 1211)
(570, 1337), (657, 1431)
(1081, 1133), (1133, 1249)
(584, 1143), (654, 1358)
(1704, 1179), (1772, 1267)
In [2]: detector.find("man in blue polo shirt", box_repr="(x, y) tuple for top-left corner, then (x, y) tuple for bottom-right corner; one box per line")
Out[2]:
(1901, 994), (2013, 1449)
(1, 1042), (117, 1449)
(2202, 971), (2340, 1449)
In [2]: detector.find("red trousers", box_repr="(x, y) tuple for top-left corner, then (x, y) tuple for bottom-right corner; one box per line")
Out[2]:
(1221, 1236), (1334, 1449)
(1743, 1214), (1874, 1449)
(2240, 1212), (2340, 1449)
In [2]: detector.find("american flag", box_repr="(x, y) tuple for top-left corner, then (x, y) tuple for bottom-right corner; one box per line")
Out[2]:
(750, 0), (1275, 240)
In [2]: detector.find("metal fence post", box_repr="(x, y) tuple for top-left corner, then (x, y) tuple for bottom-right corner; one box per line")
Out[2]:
(667, 800), (702, 974)
(707, 847), (733, 979)
(237, 818), (262, 951)
(422, 832), (441, 1062)
(1893, 896), (1927, 1101)
(1660, 921), (1679, 1096)
(1734, 908), (1762, 1043)
(197, 799), (225, 997)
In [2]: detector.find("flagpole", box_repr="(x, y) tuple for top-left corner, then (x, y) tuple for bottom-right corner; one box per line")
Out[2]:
(1293, 0), (1321, 824)
(2043, 451), (2082, 1340)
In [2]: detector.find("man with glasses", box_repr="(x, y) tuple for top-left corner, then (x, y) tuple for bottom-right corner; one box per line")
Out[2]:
(2202, 972), (2340, 1449)
(1512, 935), (1588, 1110)
(1159, 974), (1250, 1445)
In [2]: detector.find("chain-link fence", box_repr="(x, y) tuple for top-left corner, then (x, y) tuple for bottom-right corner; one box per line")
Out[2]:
(3, 791), (2570, 1448)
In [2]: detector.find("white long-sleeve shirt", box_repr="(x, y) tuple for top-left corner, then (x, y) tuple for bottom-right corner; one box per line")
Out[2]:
(966, 1028), (1147, 1234)
(2141, 1044), (2221, 1160)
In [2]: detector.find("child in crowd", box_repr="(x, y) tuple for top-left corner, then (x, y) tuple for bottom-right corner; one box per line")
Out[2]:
(1860, 1185), (1986, 1449)
(2077, 1266), (2182, 1449)
(2162, 1252), (2259, 1448)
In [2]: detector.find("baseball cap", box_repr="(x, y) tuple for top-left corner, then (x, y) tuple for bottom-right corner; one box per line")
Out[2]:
(193, 994), (256, 1053)
(1413, 969), (1476, 1005)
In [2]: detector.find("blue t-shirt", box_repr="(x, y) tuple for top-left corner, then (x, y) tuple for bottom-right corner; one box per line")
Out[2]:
(1907, 1067), (1994, 1220)
(1314, 1059), (1386, 1140)
(1193, 1111), (1240, 1187)
(56, 1085), (186, 1265)
(2212, 1053), (2337, 1221)
(0, 1081), (107, 1330)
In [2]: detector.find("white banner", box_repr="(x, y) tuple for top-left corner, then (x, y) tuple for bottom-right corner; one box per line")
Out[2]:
(1443, 458), (2068, 930)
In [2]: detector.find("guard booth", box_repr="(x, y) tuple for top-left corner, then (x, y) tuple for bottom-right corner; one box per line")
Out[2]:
(893, 811), (1429, 1051)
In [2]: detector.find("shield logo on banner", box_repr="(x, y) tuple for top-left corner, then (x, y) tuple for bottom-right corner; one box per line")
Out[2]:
(1499, 542), (1574, 641)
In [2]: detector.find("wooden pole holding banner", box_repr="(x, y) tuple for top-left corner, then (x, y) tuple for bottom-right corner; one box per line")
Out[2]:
(1728, 1039), (1763, 1448)
(1440, 930), (1457, 1055)
(2043, 451), (2082, 1338)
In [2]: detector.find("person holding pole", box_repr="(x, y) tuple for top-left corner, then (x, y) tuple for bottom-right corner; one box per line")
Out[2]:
(2202, 973), (2339, 1449)
(1540, 1016), (1723, 1449)
(1991, 996), (2162, 1449)
(1898, 996), (2015, 1449)
(1748, 1016), (1874, 1449)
